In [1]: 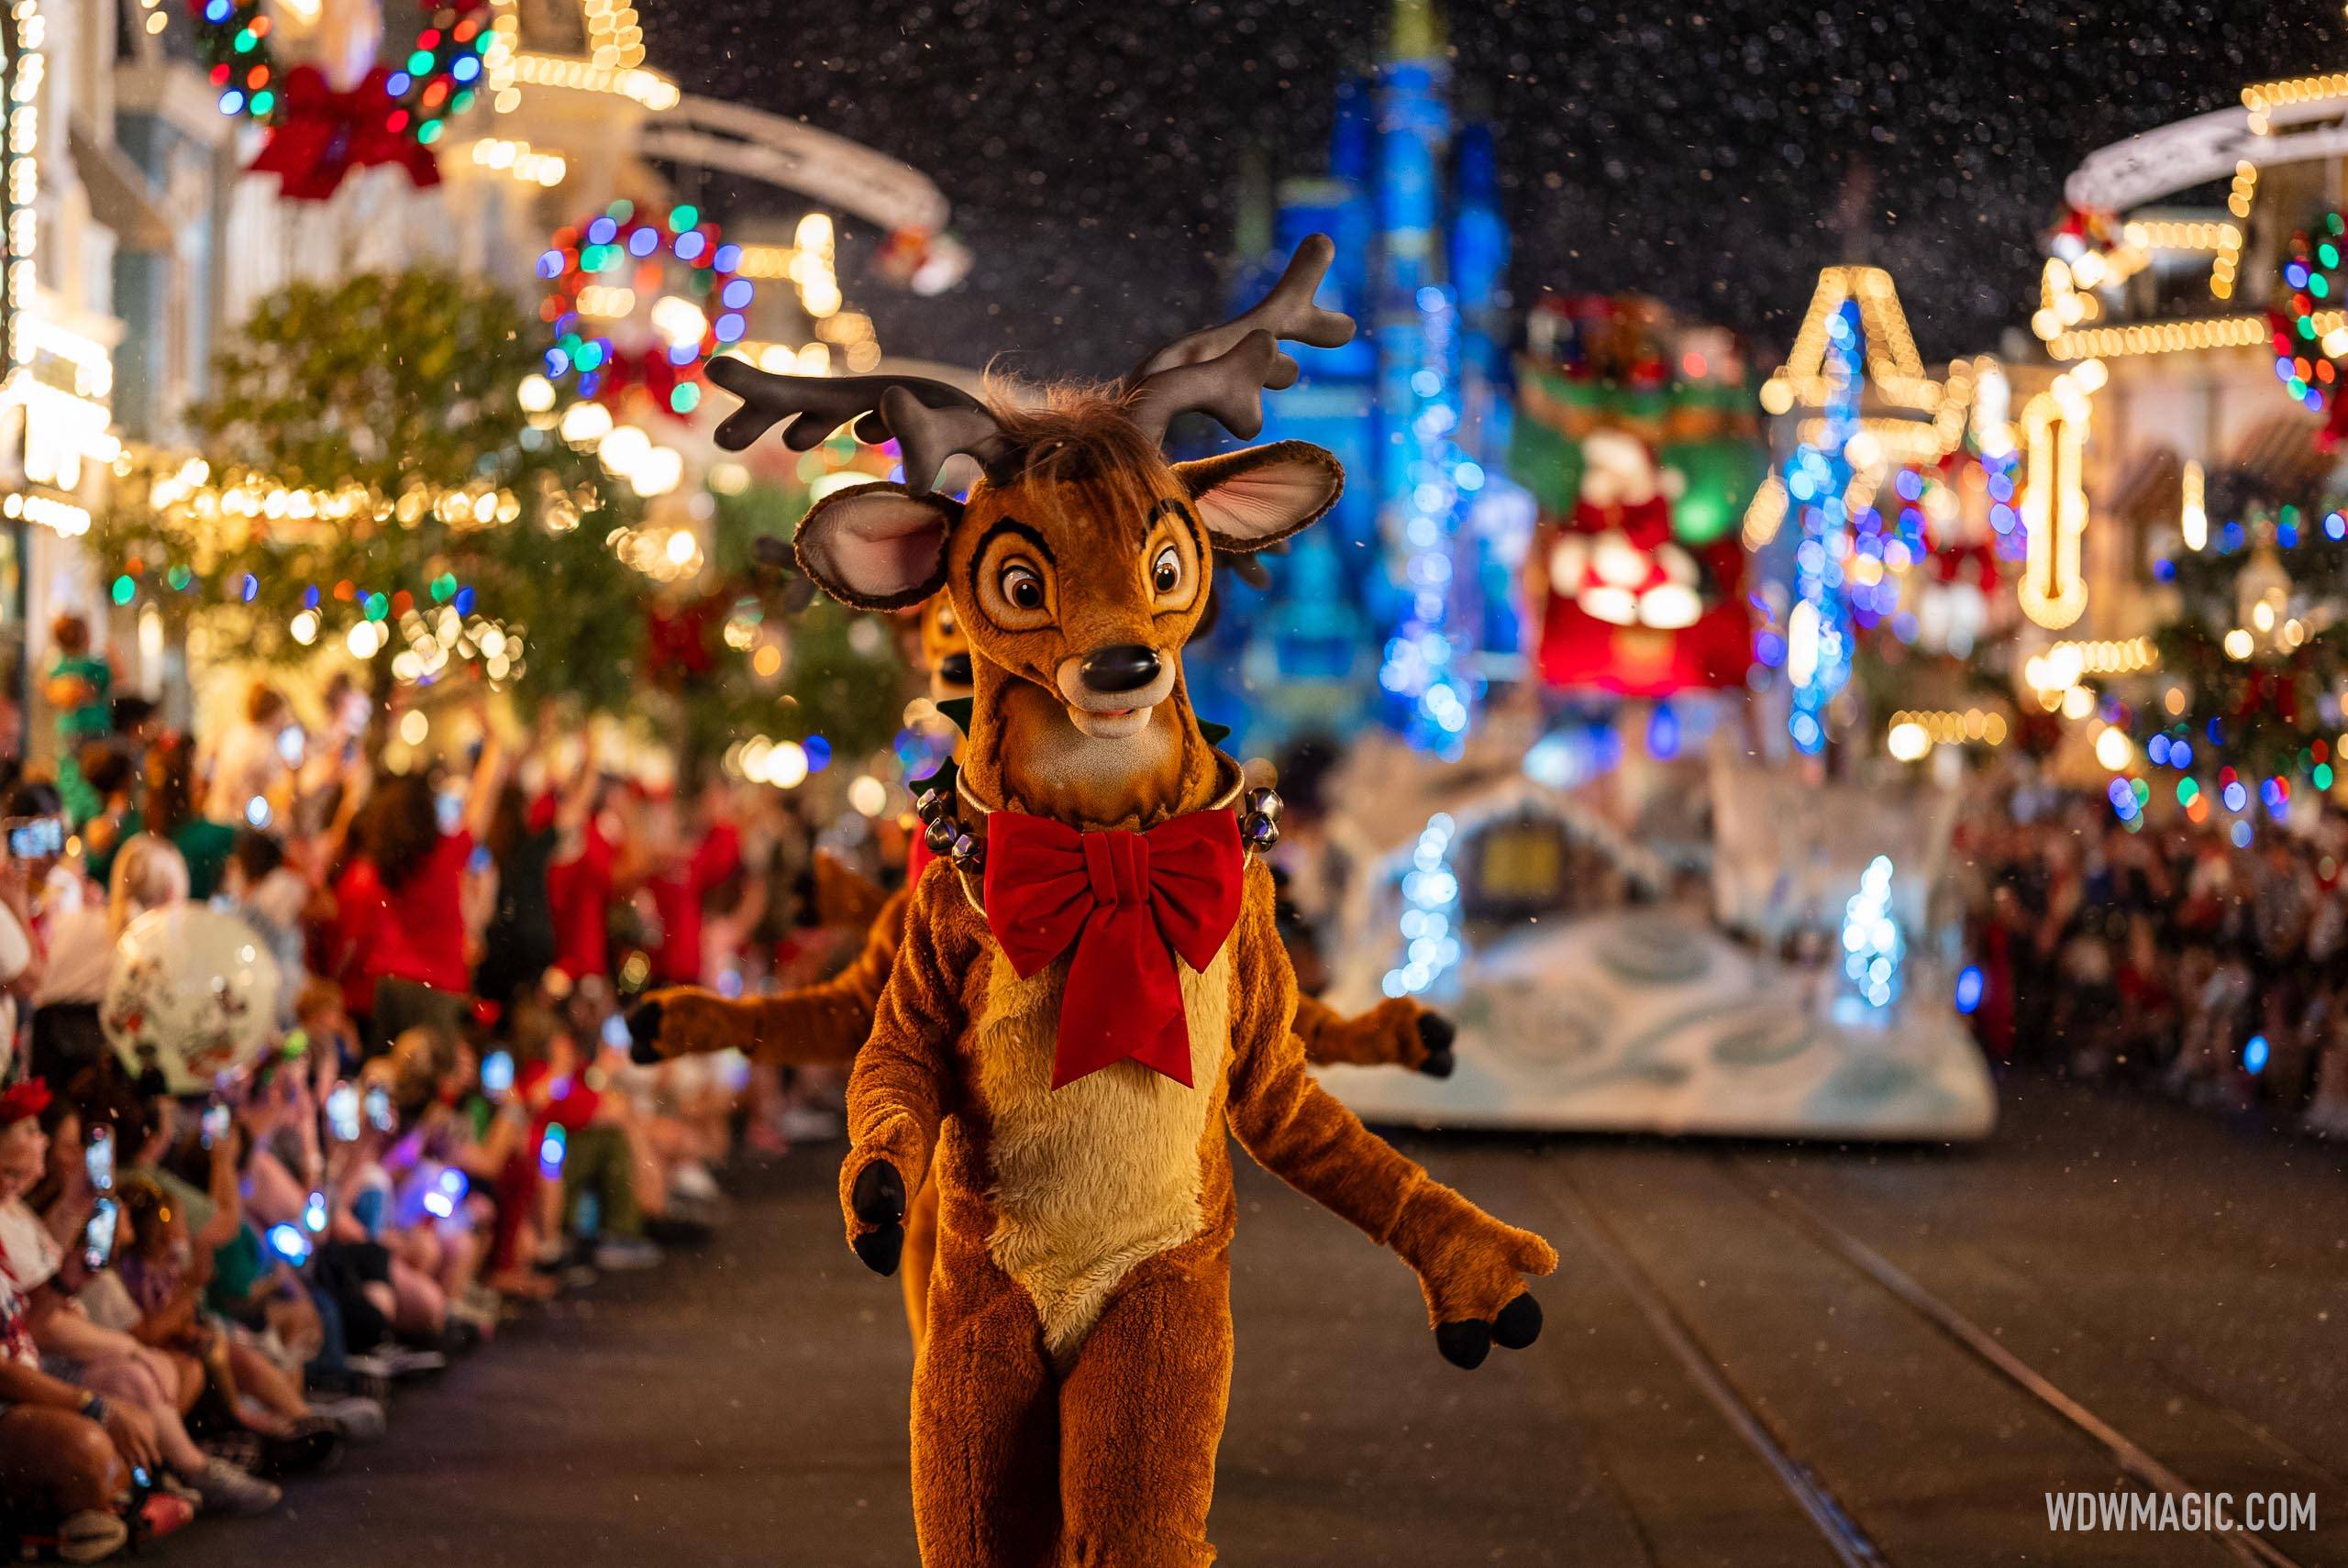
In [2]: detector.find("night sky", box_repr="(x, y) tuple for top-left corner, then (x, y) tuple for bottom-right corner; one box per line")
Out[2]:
(639, 0), (2348, 377)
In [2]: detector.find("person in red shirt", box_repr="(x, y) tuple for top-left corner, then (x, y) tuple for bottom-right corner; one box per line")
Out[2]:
(335, 718), (505, 1048)
(526, 729), (619, 993)
(640, 785), (744, 989)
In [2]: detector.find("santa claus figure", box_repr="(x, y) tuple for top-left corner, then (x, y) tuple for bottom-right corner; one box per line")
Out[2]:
(1527, 428), (1747, 696)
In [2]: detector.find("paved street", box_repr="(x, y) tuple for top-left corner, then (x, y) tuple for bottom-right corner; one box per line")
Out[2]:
(172, 1075), (2348, 1567)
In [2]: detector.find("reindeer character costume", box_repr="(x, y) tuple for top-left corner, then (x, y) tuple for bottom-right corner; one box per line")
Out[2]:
(633, 592), (1457, 1351)
(705, 237), (1555, 1567)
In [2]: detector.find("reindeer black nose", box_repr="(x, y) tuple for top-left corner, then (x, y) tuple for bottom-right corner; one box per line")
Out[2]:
(937, 652), (973, 688)
(1081, 645), (1161, 694)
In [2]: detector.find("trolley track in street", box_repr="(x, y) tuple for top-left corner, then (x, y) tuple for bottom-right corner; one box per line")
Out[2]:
(1538, 1162), (1887, 1568)
(1723, 1158), (2309, 1568)
(1531, 1149), (2316, 1568)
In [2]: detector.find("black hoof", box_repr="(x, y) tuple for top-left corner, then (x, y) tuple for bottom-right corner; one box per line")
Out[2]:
(626, 1001), (666, 1066)
(1435, 1320), (1490, 1370)
(851, 1160), (907, 1226)
(1493, 1293), (1544, 1350)
(852, 1223), (904, 1276)
(849, 1162), (907, 1274)
(1416, 1012), (1457, 1078)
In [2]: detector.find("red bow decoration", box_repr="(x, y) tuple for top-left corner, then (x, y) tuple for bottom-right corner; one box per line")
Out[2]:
(982, 809), (1244, 1089)
(249, 67), (443, 203)
(643, 593), (722, 687)
(0, 1078), (51, 1127)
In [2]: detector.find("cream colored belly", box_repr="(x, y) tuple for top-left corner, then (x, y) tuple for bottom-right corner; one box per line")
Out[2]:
(969, 944), (1231, 1364)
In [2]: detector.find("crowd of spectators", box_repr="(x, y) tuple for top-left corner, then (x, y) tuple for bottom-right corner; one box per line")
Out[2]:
(0, 615), (863, 1559)
(1952, 776), (2348, 1134)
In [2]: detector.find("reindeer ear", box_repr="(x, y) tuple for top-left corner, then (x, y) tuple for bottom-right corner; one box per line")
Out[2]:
(792, 482), (960, 611)
(1173, 440), (1343, 551)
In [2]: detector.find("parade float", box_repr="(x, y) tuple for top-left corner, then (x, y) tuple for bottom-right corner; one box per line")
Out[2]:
(1304, 720), (1996, 1141)
(1511, 293), (1763, 700)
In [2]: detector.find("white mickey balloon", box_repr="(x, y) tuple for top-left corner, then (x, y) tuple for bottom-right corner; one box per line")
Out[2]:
(102, 905), (282, 1094)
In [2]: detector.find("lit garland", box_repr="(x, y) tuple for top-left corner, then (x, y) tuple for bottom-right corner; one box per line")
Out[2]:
(1884, 708), (2010, 762)
(1974, 361), (2024, 566)
(141, 457), (520, 532)
(2045, 315), (2273, 361)
(2274, 210), (2348, 417)
(386, 601), (526, 687)
(386, 0), (493, 147)
(1375, 282), (1478, 754)
(2121, 219), (2243, 251)
(119, 554), (534, 692)
(581, 0), (643, 71)
(462, 135), (564, 187)
(2016, 361), (2100, 630)
(2181, 458), (2209, 551)
(2099, 482), (2348, 835)
(1380, 812), (1460, 999)
(2226, 159), (2259, 222)
(502, 50), (678, 111)
(722, 734), (828, 790)
(1839, 856), (1903, 1014)
(2, 0), (39, 382)
(1781, 297), (1861, 756)
(188, 0), (276, 119)
(536, 201), (750, 416)
(191, 0), (491, 149)
(2243, 72), (2348, 134)
(2050, 635), (2158, 676)
(1758, 266), (1939, 418)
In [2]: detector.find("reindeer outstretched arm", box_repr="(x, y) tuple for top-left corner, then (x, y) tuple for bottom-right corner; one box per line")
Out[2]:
(837, 866), (969, 1276)
(1223, 865), (1555, 1369)
(1295, 994), (1456, 1076)
(635, 889), (906, 1068)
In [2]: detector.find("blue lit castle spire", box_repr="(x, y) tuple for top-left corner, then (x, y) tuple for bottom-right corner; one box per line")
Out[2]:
(1190, 0), (1523, 754)
(1784, 298), (1862, 756)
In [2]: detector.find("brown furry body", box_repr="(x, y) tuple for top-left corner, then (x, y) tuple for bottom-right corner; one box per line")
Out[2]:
(705, 359), (1554, 1565)
(858, 848), (1546, 1566)
(643, 886), (1442, 1354)
(841, 548), (1549, 1563)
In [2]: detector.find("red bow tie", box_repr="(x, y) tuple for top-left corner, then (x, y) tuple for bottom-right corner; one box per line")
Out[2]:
(981, 809), (1244, 1088)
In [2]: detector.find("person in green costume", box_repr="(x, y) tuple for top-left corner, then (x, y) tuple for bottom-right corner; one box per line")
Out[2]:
(42, 615), (112, 824)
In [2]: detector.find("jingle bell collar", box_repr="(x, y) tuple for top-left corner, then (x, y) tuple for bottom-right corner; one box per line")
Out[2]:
(982, 809), (1245, 1089)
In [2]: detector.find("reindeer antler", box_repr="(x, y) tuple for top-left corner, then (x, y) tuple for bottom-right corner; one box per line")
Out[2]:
(1123, 234), (1356, 443)
(704, 360), (1013, 497)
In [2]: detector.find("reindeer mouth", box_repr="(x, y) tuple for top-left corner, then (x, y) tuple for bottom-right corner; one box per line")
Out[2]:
(1069, 706), (1152, 738)
(1056, 657), (1177, 740)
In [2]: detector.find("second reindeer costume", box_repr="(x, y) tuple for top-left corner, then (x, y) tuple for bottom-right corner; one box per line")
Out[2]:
(705, 236), (1555, 1568)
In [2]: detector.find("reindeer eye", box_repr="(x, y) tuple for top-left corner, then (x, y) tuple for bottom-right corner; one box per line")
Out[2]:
(999, 564), (1045, 611)
(1152, 546), (1182, 596)
(935, 606), (955, 634)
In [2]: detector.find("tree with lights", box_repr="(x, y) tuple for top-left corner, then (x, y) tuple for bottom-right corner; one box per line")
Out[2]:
(91, 269), (650, 718)
(640, 481), (912, 779)
(2131, 472), (2348, 789)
